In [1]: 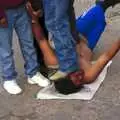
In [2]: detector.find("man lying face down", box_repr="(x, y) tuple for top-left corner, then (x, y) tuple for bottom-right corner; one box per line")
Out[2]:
(53, 0), (120, 95)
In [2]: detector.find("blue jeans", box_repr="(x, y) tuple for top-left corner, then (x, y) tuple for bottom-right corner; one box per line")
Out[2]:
(0, 5), (39, 80)
(0, 60), (2, 82)
(43, 0), (79, 73)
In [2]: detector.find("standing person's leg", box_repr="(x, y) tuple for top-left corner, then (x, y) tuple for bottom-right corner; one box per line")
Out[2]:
(14, 5), (50, 87)
(43, 0), (85, 93)
(0, 60), (2, 82)
(0, 9), (22, 94)
(68, 0), (80, 42)
(43, 0), (80, 75)
(54, 0), (79, 73)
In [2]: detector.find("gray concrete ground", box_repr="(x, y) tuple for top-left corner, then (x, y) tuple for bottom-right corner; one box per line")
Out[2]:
(0, 1), (120, 120)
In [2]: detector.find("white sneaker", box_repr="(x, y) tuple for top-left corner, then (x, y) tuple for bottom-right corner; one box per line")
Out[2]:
(28, 72), (50, 87)
(3, 80), (22, 95)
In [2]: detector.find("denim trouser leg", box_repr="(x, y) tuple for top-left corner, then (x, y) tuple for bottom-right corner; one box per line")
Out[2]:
(0, 5), (39, 80)
(68, 0), (80, 42)
(0, 13), (17, 80)
(0, 60), (3, 82)
(43, 0), (79, 73)
(14, 6), (39, 77)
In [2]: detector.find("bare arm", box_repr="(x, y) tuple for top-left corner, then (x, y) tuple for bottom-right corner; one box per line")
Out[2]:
(84, 39), (120, 83)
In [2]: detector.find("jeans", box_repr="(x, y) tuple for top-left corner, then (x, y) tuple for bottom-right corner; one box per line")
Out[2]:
(0, 60), (2, 82)
(43, 0), (79, 73)
(0, 5), (39, 80)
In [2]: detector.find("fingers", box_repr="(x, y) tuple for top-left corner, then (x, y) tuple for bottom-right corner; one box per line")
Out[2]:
(26, 2), (33, 15)
(26, 2), (42, 17)
(26, 2), (41, 22)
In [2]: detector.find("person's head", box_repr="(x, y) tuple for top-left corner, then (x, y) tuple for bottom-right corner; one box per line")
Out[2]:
(54, 70), (84, 95)
(96, 0), (120, 11)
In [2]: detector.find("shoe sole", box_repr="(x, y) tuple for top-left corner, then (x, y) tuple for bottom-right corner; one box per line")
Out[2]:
(28, 79), (50, 87)
(28, 79), (37, 85)
(3, 87), (22, 95)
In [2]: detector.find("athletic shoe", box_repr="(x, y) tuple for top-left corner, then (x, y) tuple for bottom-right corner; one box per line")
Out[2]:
(28, 72), (50, 87)
(3, 80), (22, 95)
(48, 69), (67, 81)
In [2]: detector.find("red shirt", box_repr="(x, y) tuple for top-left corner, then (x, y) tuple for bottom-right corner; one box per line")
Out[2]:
(0, 0), (25, 18)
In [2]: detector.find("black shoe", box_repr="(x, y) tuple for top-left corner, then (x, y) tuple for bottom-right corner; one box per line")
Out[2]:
(47, 68), (60, 79)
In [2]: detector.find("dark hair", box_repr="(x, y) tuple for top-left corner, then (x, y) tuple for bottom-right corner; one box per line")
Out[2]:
(96, 0), (120, 11)
(54, 76), (83, 95)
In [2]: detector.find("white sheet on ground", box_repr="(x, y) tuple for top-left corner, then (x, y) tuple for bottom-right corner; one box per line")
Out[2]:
(36, 61), (112, 100)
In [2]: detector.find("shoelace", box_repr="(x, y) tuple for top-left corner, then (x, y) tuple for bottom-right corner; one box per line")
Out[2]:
(47, 68), (58, 78)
